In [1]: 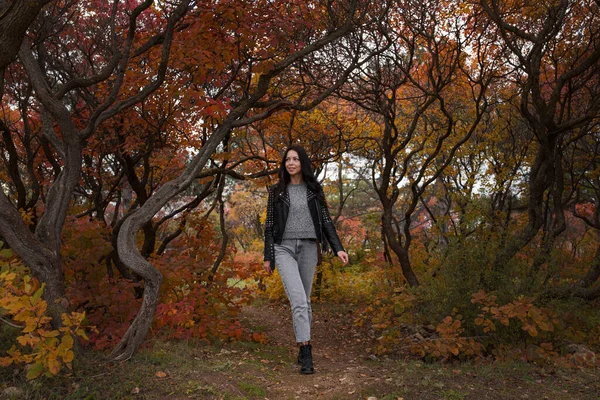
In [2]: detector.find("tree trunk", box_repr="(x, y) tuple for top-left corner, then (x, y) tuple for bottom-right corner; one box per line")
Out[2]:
(381, 212), (420, 287)
(490, 142), (556, 287)
(0, 191), (66, 328)
(110, 215), (162, 361)
(0, 0), (53, 71)
(111, 125), (231, 360)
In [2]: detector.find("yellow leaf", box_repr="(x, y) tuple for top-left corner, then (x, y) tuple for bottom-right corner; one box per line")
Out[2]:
(34, 302), (48, 317)
(17, 335), (35, 347)
(3, 272), (16, 281)
(75, 328), (90, 340)
(47, 354), (61, 375)
(39, 329), (60, 338)
(63, 350), (74, 363)
(22, 354), (34, 363)
(61, 334), (74, 349)
(0, 356), (13, 367)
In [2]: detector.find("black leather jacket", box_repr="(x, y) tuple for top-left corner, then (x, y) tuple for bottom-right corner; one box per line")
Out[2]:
(263, 184), (344, 267)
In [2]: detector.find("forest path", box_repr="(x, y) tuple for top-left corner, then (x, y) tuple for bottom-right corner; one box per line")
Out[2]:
(221, 302), (600, 400)
(237, 301), (391, 399)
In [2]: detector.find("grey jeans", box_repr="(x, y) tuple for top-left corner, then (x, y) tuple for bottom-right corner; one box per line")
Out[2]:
(274, 239), (318, 343)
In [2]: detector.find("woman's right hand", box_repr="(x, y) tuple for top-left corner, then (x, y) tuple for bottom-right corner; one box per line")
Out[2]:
(263, 260), (272, 274)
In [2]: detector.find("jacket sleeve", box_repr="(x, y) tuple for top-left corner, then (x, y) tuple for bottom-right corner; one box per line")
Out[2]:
(263, 186), (275, 262)
(319, 187), (345, 254)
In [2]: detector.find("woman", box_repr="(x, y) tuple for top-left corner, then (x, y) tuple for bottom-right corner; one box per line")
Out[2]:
(263, 145), (349, 374)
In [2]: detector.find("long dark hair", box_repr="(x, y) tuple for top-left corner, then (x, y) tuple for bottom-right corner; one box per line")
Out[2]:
(275, 145), (324, 203)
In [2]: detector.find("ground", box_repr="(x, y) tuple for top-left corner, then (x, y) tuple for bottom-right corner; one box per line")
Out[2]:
(2, 302), (599, 399)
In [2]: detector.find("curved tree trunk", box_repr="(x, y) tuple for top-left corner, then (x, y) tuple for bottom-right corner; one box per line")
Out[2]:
(111, 129), (229, 360)
(111, 212), (162, 360)
(381, 211), (420, 287)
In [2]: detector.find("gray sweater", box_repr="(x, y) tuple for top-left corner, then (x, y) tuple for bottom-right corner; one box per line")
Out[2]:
(282, 183), (317, 239)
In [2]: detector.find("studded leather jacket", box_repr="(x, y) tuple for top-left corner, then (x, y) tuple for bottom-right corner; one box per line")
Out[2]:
(263, 184), (345, 268)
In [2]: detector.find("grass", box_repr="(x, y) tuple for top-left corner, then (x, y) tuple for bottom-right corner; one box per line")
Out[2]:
(238, 381), (267, 398)
(437, 389), (468, 400)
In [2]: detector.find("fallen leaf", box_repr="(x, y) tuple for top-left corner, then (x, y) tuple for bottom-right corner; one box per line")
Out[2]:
(155, 371), (167, 378)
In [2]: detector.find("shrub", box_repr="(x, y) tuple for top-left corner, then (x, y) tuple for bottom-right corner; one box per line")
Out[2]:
(0, 250), (94, 379)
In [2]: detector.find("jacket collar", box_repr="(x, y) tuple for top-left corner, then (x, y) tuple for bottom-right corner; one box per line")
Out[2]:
(278, 188), (290, 207)
(277, 184), (317, 206)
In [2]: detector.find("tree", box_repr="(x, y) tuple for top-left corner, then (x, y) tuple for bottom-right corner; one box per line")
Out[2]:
(0, 0), (192, 334)
(476, 0), (600, 286)
(338, 0), (494, 286)
(112, 0), (389, 360)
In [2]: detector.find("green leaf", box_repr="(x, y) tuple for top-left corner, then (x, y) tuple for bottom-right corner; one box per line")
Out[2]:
(26, 362), (45, 380)
(32, 284), (45, 302)
(0, 249), (13, 259)
(394, 303), (405, 315)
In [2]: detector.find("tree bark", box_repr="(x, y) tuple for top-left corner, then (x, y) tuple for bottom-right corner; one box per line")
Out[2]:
(0, 191), (66, 327)
(0, 0), (53, 71)
(381, 210), (420, 287)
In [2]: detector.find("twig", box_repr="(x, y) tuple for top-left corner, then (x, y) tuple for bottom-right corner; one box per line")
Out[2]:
(0, 316), (24, 329)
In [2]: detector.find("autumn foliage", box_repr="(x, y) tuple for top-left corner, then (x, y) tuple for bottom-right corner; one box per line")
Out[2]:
(0, 251), (94, 379)
(1, 0), (600, 382)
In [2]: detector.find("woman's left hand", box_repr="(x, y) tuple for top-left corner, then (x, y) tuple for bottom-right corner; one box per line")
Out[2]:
(337, 251), (349, 265)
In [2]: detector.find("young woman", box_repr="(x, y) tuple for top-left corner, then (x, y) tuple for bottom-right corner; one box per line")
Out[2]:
(263, 145), (349, 374)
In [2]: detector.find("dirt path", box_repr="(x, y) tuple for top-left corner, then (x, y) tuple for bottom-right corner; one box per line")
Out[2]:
(229, 302), (600, 400)
(239, 302), (392, 399)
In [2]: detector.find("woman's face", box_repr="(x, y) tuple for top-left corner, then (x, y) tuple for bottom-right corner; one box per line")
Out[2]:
(285, 150), (302, 179)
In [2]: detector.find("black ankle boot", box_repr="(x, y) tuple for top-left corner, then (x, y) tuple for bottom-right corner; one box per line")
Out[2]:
(297, 341), (311, 364)
(297, 347), (303, 365)
(299, 344), (314, 374)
